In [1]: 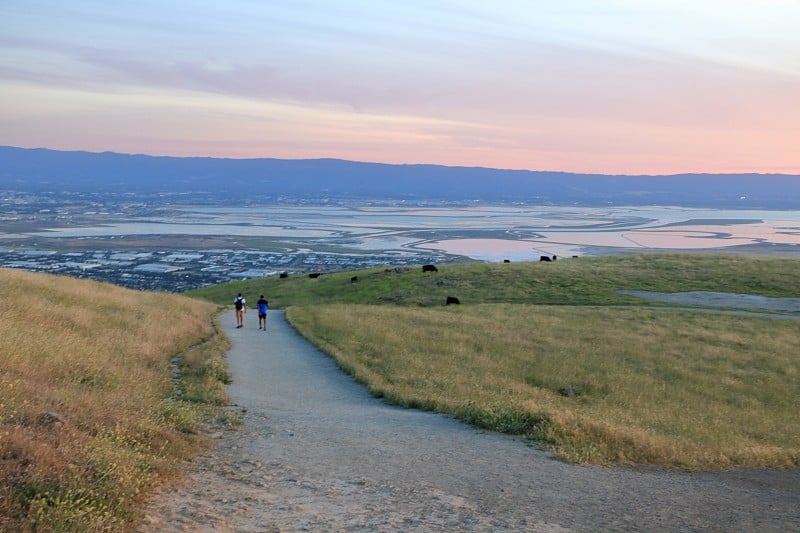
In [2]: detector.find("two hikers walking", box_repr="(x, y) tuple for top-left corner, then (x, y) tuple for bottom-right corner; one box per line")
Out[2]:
(234, 293), (268, 330)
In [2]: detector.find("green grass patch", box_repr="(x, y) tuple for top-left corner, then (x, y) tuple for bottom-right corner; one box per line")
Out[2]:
(187, 253), (800, 309)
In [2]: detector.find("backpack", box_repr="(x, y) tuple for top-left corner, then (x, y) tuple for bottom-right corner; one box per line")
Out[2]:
(234, 297), (244, 310)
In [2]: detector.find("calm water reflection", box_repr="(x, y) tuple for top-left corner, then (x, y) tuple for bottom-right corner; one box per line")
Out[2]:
(21, 205), (800, 261)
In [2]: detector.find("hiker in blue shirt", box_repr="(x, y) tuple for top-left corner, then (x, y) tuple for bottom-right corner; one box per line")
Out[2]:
(257, 295), (269, 330)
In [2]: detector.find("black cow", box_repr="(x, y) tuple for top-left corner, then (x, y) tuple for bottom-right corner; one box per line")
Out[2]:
(422, 264), (438, 272)
(539, 255), (552, 262)
(503, 259), (510, 263)
(308, 273), (321, 278)
(446, 296), (460, 305)
(279, 272), (288, 279)
(351, 276), (358, 283)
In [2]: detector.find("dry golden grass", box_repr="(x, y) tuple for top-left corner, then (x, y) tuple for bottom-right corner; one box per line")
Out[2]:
(0, 268), (225, 531)
(288, 303), (800, 470)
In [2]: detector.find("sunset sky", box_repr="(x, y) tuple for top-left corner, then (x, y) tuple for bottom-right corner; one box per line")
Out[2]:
(1, 1), (799, 175)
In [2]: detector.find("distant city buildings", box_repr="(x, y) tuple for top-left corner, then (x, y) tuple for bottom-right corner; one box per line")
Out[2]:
(0, 189), (452, 291)
(0, 247), (448, 292)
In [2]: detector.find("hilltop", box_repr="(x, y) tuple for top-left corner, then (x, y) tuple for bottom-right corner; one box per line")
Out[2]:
(3, 145), (800, 208)
(187, 253), (800, 309)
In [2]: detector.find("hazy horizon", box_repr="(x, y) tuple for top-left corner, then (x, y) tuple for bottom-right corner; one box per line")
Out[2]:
(2, 2), (799, 176)
(5, 144), (800, 178)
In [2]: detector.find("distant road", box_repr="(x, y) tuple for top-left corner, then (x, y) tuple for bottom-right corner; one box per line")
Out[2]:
(143, 310), (800, 531)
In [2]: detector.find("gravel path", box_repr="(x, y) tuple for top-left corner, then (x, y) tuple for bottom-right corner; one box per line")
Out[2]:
(617, 291), (800, 316)
(142, 309), (800, 532)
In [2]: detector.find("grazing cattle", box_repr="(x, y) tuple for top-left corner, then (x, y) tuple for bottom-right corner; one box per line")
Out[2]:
(503, 259), (510, 263)
(279, 272), (288, 279)
(539, 255), (552, 262)
(308, 273), (321, 278)
(422, 264), (438, 272)
(552, 255), (557, 261)
(351, 276), (358, 283)
(446, 296), (460, 305)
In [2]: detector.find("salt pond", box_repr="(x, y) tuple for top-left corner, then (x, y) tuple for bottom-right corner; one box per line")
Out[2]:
(24, 205), (800, 261)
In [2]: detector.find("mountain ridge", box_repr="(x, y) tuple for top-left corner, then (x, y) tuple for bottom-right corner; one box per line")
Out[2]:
(2, 145), (798, 208)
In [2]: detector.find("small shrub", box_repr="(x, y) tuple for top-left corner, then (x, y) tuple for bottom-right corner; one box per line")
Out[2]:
(454, 405), (551, 436)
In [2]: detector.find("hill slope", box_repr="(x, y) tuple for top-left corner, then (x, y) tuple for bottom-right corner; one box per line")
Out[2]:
(187, 253), (800, 309)
(0, 268), (228, 531)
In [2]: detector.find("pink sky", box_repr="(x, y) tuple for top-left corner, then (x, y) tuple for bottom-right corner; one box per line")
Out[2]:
(1, 1), (799, 175)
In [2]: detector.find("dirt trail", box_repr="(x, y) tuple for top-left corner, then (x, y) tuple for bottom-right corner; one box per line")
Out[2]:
(617, 290), (800, 316)
(142, 308), (800, 532)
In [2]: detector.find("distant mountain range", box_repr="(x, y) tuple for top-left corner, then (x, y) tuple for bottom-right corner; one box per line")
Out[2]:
(2, 145), (799, 208)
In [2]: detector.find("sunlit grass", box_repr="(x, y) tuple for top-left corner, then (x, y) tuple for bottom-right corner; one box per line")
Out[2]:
(0, 268), (229, 531)
(288, 303), (800, 470)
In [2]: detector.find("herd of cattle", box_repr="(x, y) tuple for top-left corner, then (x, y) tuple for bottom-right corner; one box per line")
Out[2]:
(285, 256), (562, 307)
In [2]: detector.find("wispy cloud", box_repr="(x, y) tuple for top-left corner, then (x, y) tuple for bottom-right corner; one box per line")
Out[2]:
(1, 0), (798, 173)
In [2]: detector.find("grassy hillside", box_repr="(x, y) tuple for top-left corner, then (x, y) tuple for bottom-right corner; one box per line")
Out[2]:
(187, 253), (800, 309)
(0, 269), (231, 532)
(289, 304), (800, 469)
(190, 253), (800, 469)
